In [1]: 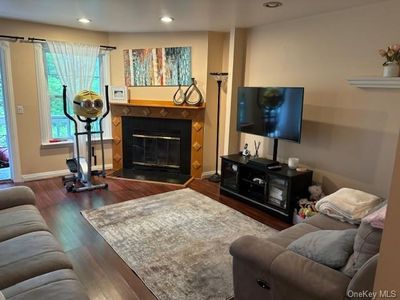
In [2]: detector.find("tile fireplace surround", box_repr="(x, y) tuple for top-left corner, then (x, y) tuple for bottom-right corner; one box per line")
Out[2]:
(111, 100), (206, 179)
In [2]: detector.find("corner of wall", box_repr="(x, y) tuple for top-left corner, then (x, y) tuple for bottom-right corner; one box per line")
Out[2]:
(202, 31), (227, 173)
(223, 28), (248, 156)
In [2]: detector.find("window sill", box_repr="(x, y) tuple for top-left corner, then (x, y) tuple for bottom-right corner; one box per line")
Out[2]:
(41, 137), (113, 149)
(41, 140), (74, 149)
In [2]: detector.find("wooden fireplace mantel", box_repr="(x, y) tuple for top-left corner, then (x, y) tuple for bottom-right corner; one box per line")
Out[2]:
(113, 99), (206, 110)
(111, 99), (206, 179)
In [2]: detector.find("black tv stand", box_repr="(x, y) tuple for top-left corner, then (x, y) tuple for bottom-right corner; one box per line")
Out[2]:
(220, 154), (313, 223)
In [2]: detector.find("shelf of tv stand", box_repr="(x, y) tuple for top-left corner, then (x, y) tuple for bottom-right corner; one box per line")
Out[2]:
(220, 154), (313, 223)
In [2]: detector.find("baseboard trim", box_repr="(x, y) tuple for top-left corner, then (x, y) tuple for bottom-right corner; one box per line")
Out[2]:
(22, 164), (113, 182)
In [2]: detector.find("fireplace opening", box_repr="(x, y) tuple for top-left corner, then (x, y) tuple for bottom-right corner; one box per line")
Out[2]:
(112, 116), (192, 184)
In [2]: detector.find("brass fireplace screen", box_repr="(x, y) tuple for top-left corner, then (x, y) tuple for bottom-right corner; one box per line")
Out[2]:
(132, 134), (181, 169)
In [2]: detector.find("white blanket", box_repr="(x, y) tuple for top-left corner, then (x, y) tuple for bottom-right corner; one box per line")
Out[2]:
(315, 188), (384, 224)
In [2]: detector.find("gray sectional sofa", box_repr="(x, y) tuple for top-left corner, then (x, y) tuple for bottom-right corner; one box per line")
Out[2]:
(230, 213), (381, 300)
(0, 186), (88, 300)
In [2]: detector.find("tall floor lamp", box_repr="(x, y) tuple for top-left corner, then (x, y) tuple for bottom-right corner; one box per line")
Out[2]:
(209, 72), (229, 183)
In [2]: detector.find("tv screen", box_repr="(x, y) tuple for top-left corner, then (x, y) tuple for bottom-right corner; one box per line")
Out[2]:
(237, 87), (304, 143)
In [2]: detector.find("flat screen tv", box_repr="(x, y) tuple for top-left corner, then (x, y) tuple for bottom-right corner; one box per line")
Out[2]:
(237, 87), (304, 143)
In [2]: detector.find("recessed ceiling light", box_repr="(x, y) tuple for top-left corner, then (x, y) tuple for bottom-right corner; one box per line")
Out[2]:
(77, 18), (91, 24)
(263, 1), (283, 8)
(160, 16), (174, 23)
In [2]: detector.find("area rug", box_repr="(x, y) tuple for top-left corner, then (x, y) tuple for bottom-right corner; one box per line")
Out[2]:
(81, 188), (277, 300)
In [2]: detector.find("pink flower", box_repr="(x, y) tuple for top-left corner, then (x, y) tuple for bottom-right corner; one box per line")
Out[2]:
(391, 44), (400, 52)
(379, 49), (387, 57)
(380, 44), (400, 64)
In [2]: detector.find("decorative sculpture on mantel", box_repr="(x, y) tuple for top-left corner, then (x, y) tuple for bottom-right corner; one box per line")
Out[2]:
(184, 78), (203, 106)
(172, 78), (204, 106)
(173, 84), (185, 105)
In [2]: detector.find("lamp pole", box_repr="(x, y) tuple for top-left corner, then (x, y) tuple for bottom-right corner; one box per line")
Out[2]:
(209, 72), (228, 183)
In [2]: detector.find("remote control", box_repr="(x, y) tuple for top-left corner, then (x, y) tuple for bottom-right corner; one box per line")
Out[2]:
(267, 165), (282, 170)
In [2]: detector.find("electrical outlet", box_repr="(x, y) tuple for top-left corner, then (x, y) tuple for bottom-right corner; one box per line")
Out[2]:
(16, 105), (24, 114)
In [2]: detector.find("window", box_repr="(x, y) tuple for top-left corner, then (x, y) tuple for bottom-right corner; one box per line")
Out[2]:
(35, 43), (112, 145)
(43, 50), (103, 139)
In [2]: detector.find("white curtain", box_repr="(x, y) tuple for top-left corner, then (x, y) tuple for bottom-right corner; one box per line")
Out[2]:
(46, 40), (100, 101)
(46, 41), (100, 156)
(0, 41), (22, 181)
(34, 43), (52, 144)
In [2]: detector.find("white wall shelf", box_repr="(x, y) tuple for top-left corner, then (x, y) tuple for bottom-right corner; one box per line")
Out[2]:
(347, 77), (400, 88)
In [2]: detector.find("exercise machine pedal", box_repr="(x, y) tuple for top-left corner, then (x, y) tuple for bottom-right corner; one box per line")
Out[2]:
(66, 158), (78, 173)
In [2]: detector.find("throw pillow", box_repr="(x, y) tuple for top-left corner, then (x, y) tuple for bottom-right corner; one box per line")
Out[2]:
(287, 229), (357, 269)
(362, 204), (387, 229)
(315, 188), (383, 224)
(341, 221), (382, 277)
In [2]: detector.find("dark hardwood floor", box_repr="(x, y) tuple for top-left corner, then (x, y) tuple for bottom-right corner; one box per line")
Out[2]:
(0, 177), (289, 300)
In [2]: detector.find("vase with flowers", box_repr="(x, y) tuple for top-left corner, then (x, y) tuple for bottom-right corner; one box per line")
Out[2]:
(379, 44), (400, 77)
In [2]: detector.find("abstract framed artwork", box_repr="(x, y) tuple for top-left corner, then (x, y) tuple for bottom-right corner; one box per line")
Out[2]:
(123, 47), (192, 87)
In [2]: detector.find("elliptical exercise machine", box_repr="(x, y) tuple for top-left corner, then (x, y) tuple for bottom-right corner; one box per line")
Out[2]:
(62, 85), (110, 192)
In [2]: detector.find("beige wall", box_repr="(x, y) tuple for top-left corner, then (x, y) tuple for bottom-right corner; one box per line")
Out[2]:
(224, 28), (247, 155)
(204, 32), (229, 173)
(374, 130), (400, 296)
(109, 31), (229, 174)
(0, 18), (112, 175)
(219, 34), (230, 156)
(241, 0), (400, 197)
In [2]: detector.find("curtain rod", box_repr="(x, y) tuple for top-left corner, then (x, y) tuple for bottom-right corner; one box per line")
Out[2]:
(0, 35), (25, 42)
(27, 37), (116, 50)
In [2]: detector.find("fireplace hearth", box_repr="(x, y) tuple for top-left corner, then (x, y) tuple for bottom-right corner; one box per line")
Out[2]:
(111, 168), (192, 185)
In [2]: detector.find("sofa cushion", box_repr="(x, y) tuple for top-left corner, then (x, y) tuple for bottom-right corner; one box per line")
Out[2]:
(267, 223), (320, 248)
(0, 205), (50, 242)
(304, 213), (357, 231)
(341, 221), (382, 277)
(0, 231), (72, 289)
(287, 229), (357, 269)
(1, 269), (88, 300)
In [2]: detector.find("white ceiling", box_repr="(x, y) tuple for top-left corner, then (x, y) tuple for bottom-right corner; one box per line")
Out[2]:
(0, 0), (384, 33)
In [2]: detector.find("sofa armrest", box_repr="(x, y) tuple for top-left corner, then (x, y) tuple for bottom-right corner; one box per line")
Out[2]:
(230, 235), (286, 273)
(230, 235), (352, 300)
(0, 186), (36, 210)
(346, 254), (379, 299)
(271, 250), (351, 300)
(230, 236), (287, 300)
